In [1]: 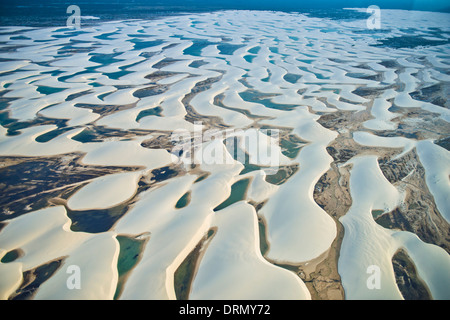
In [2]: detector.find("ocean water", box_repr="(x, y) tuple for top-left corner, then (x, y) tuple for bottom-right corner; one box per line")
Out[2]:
(1, 0), (449, 28)
(2, 1), (448, 50)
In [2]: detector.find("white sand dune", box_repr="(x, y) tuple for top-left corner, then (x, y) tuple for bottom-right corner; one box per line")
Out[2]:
(339, 155), (450, 299)
(190, 202), (311, 300)
(353, 131), (415, 158)
(338, 156), (405, 300)
(0, 125), (83, 157)
(0, 262), (23, 300)
(259, 109), (338, 263)
(80, 139), (174, 172)
(115, 142), (244, 299)
(0, 206), (119, 299)
(244, 170), (279, 203)
(392, 231), (450, 300)
(39, 102), (100, 127)
(416, 140), (450, 223)
(363, 98), (398, 131)
(67, 171), (142, 211)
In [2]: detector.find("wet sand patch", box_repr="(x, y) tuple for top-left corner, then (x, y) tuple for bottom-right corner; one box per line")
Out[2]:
(174, 228), (216, 300)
